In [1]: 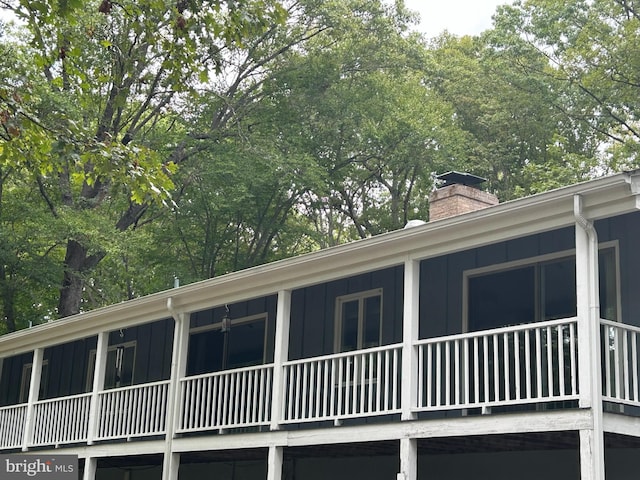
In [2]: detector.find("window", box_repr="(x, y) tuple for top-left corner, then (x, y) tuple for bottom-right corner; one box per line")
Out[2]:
(187, 313), (268, 376)
(19, 361), (49, 403)
(335, 288), (383, 352)
(465, 245), (619, 332)
(86, 341), (137, 390)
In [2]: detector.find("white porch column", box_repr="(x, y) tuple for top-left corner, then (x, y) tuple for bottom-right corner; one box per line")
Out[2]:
(267, 445), (284, 480)
(401, 257), (420, 421)
(270, 289), (292, 430)
(574, 194), (605, 480)
(398, 438), (418, 480)
(86, 331), (109, 445)
(163, 300), (191, 480)
(22, 347), (43, 451)
(82, 457), (97, 480)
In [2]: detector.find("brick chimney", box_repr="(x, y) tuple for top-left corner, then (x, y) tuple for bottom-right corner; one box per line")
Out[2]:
(428, 172), (498, 221)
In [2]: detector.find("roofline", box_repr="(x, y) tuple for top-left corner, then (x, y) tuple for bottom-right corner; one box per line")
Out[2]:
(1, 171), (639, 355)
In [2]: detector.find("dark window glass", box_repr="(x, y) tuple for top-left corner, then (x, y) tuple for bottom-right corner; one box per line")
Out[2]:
(227, 320), (266, 369)
(363, 295), (382, 348)
(599, 248), (617, 321)
(468, 266), (535, 331)
(541, 258), (576, 320)
(468, 248), (617, 331)
(187, 329), (224, 375)
(340, 300), (360, 352)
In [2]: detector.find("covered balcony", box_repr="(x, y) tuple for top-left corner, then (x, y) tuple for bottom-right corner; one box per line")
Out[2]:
(2, 315), (639, 451)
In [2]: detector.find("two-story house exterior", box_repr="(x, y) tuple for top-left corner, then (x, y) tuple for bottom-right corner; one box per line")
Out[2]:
(2, 170), (640, 480)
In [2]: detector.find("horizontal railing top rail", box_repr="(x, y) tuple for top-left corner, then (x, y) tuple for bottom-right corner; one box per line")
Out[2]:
(601, 318), (640, 334)
(181, 363), (274, 383)
(0, 403), (27, 411)
(283, 343), (404, 367)
(34, 392), (92, 405)
(97, 378), (171, 395)
(415, 317), (579, 346)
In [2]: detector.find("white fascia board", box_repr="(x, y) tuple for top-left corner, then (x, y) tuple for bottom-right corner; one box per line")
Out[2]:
(1, 172), (638, 356)
(284, 410), (592, 447)
(163, 410), (593, 453)
(31, 439), (167, 459)
(29, 410), (595, 458)
(603, 412), (640, 438)
(29, 410), (637, 459)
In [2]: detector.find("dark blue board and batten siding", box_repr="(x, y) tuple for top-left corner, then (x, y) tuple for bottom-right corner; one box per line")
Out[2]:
(109, 318), (174, 385)
(2, 212), (638, 406)
(288, 266), (405, 361)
(0, 351), (33, 407)
(419, 210), (640, 339)
(0, 318), (175, 404)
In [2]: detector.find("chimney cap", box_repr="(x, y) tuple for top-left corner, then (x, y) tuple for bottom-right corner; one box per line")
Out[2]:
(436, 171), (487, 188)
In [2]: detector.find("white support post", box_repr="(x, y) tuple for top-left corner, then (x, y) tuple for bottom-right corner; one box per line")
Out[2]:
(399, 438), (417, 480)
(162, 300), (191, 480)
(267, 445), (284, 480)
(87, 331), (109, 445)
(574, 194), (605, 480)
(82, 457), (97, 480)
(270, 290), (292, 430)
(401, 257), (420, 421)
(22, 347), (43, 451)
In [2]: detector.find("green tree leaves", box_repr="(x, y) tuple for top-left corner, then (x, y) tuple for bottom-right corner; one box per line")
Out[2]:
(1, 0), (639, 331)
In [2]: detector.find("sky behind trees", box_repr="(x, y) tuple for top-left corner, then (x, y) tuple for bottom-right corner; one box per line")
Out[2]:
(404, 0), (513, 36)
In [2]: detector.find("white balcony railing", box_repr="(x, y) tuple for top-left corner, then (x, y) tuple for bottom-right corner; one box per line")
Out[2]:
(178, 364), (273, 433)
(415, 318), (579, 412)
(30, 393), (92, 447)
(601, 319), (640, 407)
(0, 404), (27, 449)
(13, 317), (640, 451)
(95, 380), (169, 441)
(281, 344), (402, 424)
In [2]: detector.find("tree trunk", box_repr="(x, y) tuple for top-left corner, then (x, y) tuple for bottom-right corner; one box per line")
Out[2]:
(57, 239), (105, 318)
(0, 268), (17, 333)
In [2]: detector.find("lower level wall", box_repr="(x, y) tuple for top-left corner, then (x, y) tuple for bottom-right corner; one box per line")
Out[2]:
(419, 450), (579, 480)
(91, 446), (640, 480)
(605, 448), (640, 480)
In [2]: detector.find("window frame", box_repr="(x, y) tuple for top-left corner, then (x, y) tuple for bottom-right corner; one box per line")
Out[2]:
(462, 241), (621, 333)
(334, 288), (384, 353)
(19, 360), (49, 403)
